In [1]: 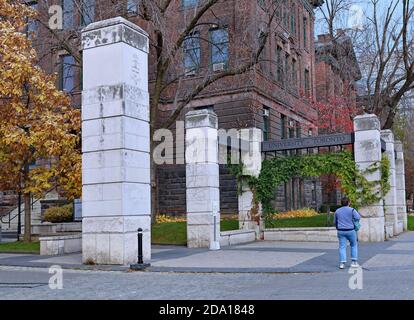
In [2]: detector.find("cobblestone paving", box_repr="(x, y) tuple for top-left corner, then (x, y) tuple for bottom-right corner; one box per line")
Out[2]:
(0, 232), (413, 299)
(0, 265), (414, 300)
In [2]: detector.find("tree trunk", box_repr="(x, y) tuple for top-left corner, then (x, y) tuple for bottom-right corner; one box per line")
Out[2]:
(22, 162), (31, 242)
(150, 139), (158, 224)
(23, 192), (31, 242)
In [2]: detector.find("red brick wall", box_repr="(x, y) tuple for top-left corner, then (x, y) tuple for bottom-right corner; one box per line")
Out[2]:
(27, 0), (321, 215)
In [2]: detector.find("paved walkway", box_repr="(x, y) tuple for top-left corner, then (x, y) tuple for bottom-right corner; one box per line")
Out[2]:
(1, 232), (414, 273)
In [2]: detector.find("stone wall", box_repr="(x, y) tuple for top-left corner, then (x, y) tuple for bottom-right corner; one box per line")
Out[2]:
(220, 230), (256, 246)
(157, 164), (238, 216)
(157, 165), (187, 216)
(40, 234), (82, 256)
(219, 165), (239, 214)
(264, 227), (337, 242)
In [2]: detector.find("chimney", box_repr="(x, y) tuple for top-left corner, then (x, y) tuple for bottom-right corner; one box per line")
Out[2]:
(317, 34), (332, 43)
(336, 29), (346, 37)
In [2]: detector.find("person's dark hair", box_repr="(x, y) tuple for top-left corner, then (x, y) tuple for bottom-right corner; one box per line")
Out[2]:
(341, 196), (350, 207)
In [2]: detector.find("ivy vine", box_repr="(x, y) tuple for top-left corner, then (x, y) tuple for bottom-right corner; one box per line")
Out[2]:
(229, 151), (391, 223)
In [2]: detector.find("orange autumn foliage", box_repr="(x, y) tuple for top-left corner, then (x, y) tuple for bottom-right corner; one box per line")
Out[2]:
(0, 0), (81, 200)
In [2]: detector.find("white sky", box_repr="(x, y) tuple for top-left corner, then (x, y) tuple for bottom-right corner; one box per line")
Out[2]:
(314, 0), (401, 36)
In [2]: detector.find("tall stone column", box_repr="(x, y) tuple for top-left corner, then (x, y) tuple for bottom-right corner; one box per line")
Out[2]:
(381, 130), (398, 238)
(353, 114), (385, 242)
(395, 141), (408, 232)
(185, 109), (220, 249)
(81, 17), (151, 265)
(238, 128), (263, 239)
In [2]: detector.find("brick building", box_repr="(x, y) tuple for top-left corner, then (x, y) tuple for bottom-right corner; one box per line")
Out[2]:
(315, 31), (361, 112)
(314, 31), (362, 206)
(1, 0), (326, 219)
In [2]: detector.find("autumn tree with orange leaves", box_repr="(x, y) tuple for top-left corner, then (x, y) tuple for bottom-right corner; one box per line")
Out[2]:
(312, 95), (359, 207)
(0, 0), (81, 241)
(315, 95), (357, 135)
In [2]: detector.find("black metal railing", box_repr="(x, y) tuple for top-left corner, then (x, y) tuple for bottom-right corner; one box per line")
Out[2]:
(0, 186), (57, 230)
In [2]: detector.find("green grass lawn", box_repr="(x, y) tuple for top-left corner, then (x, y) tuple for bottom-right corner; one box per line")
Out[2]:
(151, 219), (240, 245)
(408, 215), (414, 231)
(152, 221), (187, 245)
(266, 214), (334, 229)
(0, 241), (40, 254)
(151, 215), (334, 245)
(2, 214), (402, 249)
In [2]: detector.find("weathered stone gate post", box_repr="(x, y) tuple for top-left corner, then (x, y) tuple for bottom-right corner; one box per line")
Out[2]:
(381, 130), (399, 238)
(185, 109), (220, 249)
(353, 114), (385, 242)
(81, 17), (151, 264)
(238, 128), (263, 239)
(395, 141), (408, 231)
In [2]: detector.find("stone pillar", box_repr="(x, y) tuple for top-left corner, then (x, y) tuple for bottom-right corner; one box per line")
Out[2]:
(81, 17), (151, 265)
(353, 114), (385, 242)
(238, 128), (263, 239)
(185, 109), (220, 249)
(381, 130), (399, 238)
(395, 141), (408, 232)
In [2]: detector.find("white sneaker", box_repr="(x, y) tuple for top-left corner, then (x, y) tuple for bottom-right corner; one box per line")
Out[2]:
(351, 261), (359, 268)
(339, 263), (346, 269)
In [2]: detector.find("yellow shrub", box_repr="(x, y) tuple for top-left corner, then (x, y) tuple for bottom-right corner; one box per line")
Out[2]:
(155, 214), (186, 223)
(43, 204), (73, 223)
(274, 208), (319, 220)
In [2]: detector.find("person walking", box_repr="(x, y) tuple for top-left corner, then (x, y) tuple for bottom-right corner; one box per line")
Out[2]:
(334, 197), (361, 269)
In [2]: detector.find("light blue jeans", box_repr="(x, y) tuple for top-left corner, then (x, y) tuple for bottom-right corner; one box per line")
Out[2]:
(337, 230), (358, 263)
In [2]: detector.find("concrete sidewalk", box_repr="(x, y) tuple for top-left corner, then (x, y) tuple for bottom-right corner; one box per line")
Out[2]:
(1, 232), (414, 273)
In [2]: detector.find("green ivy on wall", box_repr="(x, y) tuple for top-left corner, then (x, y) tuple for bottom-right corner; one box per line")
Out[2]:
(229, 151), (391, 222)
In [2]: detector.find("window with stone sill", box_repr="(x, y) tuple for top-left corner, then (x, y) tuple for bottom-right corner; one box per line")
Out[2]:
(282, 2), (289, 29)
(296, 121), (301, 138)
(62, 0), (74, 30)
(291, 58), (297, 91)
(183, 32), (201, 74)
(304, 69), (310, 97)
(281, 114), (287, 140)
(276, 46), (283, 82)
(81, 0), (95, 27)
(303, 16), (308, 49)
(284, 53), (290, 85)
(60, 55), (75, 93)
(210, 28), (229, 67)
(263, 107), (270, 141)
(127, 0), (139, 14)
(25, 1), (38, 38)
(290, 3), (297, 35)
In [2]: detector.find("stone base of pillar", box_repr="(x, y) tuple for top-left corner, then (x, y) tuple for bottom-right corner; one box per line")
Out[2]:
(187, 212), (220, 249)
(358, 216), (385, 242)
(384, 213), (398, 237)
(82, 216), (151, 265)
(398, 208), (408, 231)
(396, 221), (404, 235)
(385, 222), (394, 240)
(238, 185), (263, 240)
(403, 216), (408, 232)
(187, 223), (220, 248)
(239, 219), (264, 240)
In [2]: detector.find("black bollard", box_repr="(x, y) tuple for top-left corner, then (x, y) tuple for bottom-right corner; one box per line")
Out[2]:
(130, 227), (150, 271)
(137, 228), (143, 264)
